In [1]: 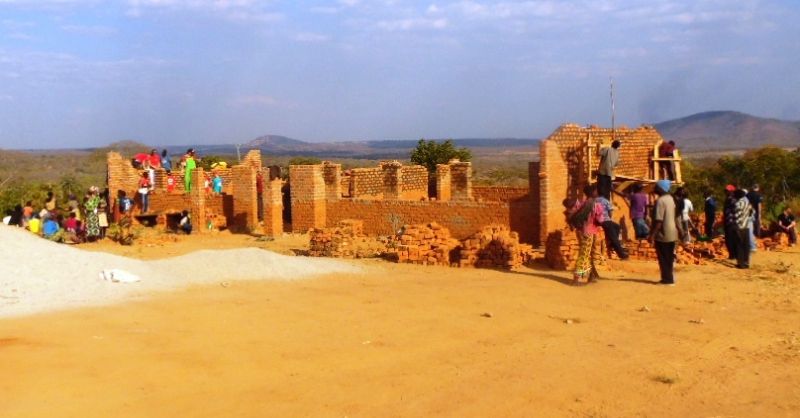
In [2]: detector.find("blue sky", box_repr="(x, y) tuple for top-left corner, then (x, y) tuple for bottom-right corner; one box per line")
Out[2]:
(1, 0), (798, 148)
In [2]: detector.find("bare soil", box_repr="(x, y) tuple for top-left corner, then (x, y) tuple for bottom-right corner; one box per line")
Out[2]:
(1, 232), (799, 417)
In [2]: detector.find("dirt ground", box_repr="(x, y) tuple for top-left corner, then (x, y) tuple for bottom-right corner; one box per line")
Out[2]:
(1, 232), (799, 417)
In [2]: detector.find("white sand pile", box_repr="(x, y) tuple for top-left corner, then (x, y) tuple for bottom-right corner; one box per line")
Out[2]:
(0, 225), (361, 318)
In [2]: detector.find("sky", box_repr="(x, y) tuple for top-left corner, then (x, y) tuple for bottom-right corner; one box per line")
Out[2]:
(0, 0), (799, 149)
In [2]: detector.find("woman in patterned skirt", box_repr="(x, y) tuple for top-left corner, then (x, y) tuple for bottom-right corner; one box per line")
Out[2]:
(84, 186), (101, 242)
(569, 184), (605, 285)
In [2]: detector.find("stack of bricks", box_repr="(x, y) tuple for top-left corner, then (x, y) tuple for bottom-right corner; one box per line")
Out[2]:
(386, 222), (461, 266)
(458, 225), (536, 269)
(308, 220), (366, 258)
(544, 228), (609, 270)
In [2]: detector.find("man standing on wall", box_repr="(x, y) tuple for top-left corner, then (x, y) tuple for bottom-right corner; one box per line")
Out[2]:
(597, 140), (621, 199)
(648, 179), (679, 286)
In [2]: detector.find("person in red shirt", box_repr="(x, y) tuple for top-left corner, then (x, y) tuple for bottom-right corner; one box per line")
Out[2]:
(133, 153), (150, 169)
(138, 172), (151, 213)
(166, 170), (176, 193)
(148, 149), (161, 169)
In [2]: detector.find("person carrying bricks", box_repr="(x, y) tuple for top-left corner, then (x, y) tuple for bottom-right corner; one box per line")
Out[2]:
(597, 140), (621, 199)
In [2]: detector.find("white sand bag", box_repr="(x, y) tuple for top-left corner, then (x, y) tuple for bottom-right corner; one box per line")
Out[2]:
(100, 269), (141, 283)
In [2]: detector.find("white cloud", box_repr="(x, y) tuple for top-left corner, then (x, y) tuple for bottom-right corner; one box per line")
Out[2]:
(125, 0), (283, 23)
(376, 17), (448, 31)
(61, 24), (117, 36)
(294, 32), (329, 43)
(229, 95), (280, 107)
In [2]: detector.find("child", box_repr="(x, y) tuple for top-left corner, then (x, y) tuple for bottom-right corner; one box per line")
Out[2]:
(119, 191), (133, 215)
(22, 201), (33, 226)
(179, 210), (192, 235)
(204, 172), (212, 195)
(166, 170), (176, 193)
(28, 213), (42, 235)
(138, 172), (151, 213)
(212, 172), (223, 195)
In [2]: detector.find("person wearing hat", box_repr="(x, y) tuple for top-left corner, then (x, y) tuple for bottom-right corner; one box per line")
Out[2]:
(648, 179), (679, 286)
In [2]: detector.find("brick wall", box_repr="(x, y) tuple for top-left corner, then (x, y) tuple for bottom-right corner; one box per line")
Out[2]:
(326, 199), (538, 243)
(322, 162), (342, 201)
(473, 186), (530, 203)
(400, 165), (428, 200)
(436, 164), (451, 201)
(289, 165), (327, 232)
(539, 139), (570, 244)
(262, 178), (283, 236)
(231, 165), (258, 232)
(349, 167), (384, 199)
(450, 161), (473, 200)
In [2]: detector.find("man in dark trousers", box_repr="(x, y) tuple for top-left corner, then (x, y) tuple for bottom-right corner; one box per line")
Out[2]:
(704, 191), (717, 238)
(733, 189), (754, 269)
(649, 180), (680, 286)
(597, 140), (620, 199)
(746, 184), (762, 239)
(723, 184), (738, 259)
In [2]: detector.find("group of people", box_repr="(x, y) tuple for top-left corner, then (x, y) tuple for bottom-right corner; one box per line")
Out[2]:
(3, 187), (109, 243)
(133, 148), (225, 214)
(568, 139), (797, 287)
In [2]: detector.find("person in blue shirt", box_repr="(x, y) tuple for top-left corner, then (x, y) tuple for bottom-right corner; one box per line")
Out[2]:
(43, 214), (65, 243)
(704, 192), (717, 238)
(596, 195), (629, 260)
(161, 149), (172, 171)
(212, 172), (223, 195)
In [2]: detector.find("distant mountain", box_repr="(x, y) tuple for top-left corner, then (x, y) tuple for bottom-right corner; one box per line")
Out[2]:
(239, 136), (539, 158)
(654, 111), (800, 150)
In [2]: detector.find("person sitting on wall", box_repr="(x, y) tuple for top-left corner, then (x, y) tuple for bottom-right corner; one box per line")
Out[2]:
(658, 140), (676, 180)
(597, 140), (621, 199)
(179, 210), (192, 235)
(166, 170), (176, 193)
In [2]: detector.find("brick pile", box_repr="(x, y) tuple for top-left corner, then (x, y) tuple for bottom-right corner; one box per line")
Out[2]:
(458, 225), (536, 269)
(308, 220), (373, 258)
(544, 228), (609, 270)
(385, 222), (461, 266)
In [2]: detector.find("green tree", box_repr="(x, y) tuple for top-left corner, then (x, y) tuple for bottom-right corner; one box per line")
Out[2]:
(409, 139), (472, 173)
(288, 157), (322, 166)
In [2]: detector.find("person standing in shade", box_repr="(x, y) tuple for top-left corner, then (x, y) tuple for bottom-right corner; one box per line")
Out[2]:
(733, 189), (754, 269)
(256, 170), (264, 221)
(675, 187), (694, 244)
(597, 140), (620, 199)
(777, 207), (797, 246)
(596, 193), (629, 259)
(629, 183), (649, 239)
(184, 148), (197, 193)
(746, 185), (762, 251)
(704, 191), (717, 238)
(648, 179), (679, 286)
(723, 184), (738, 259)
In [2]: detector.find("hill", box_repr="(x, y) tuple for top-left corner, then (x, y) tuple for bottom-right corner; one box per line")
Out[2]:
(654, 111), (800, 150)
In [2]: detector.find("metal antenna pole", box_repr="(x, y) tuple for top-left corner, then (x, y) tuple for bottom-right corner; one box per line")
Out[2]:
(610, 76), (616, 141)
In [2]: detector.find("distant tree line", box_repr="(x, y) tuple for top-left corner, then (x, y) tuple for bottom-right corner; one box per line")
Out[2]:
(683, 146), (800, 221)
